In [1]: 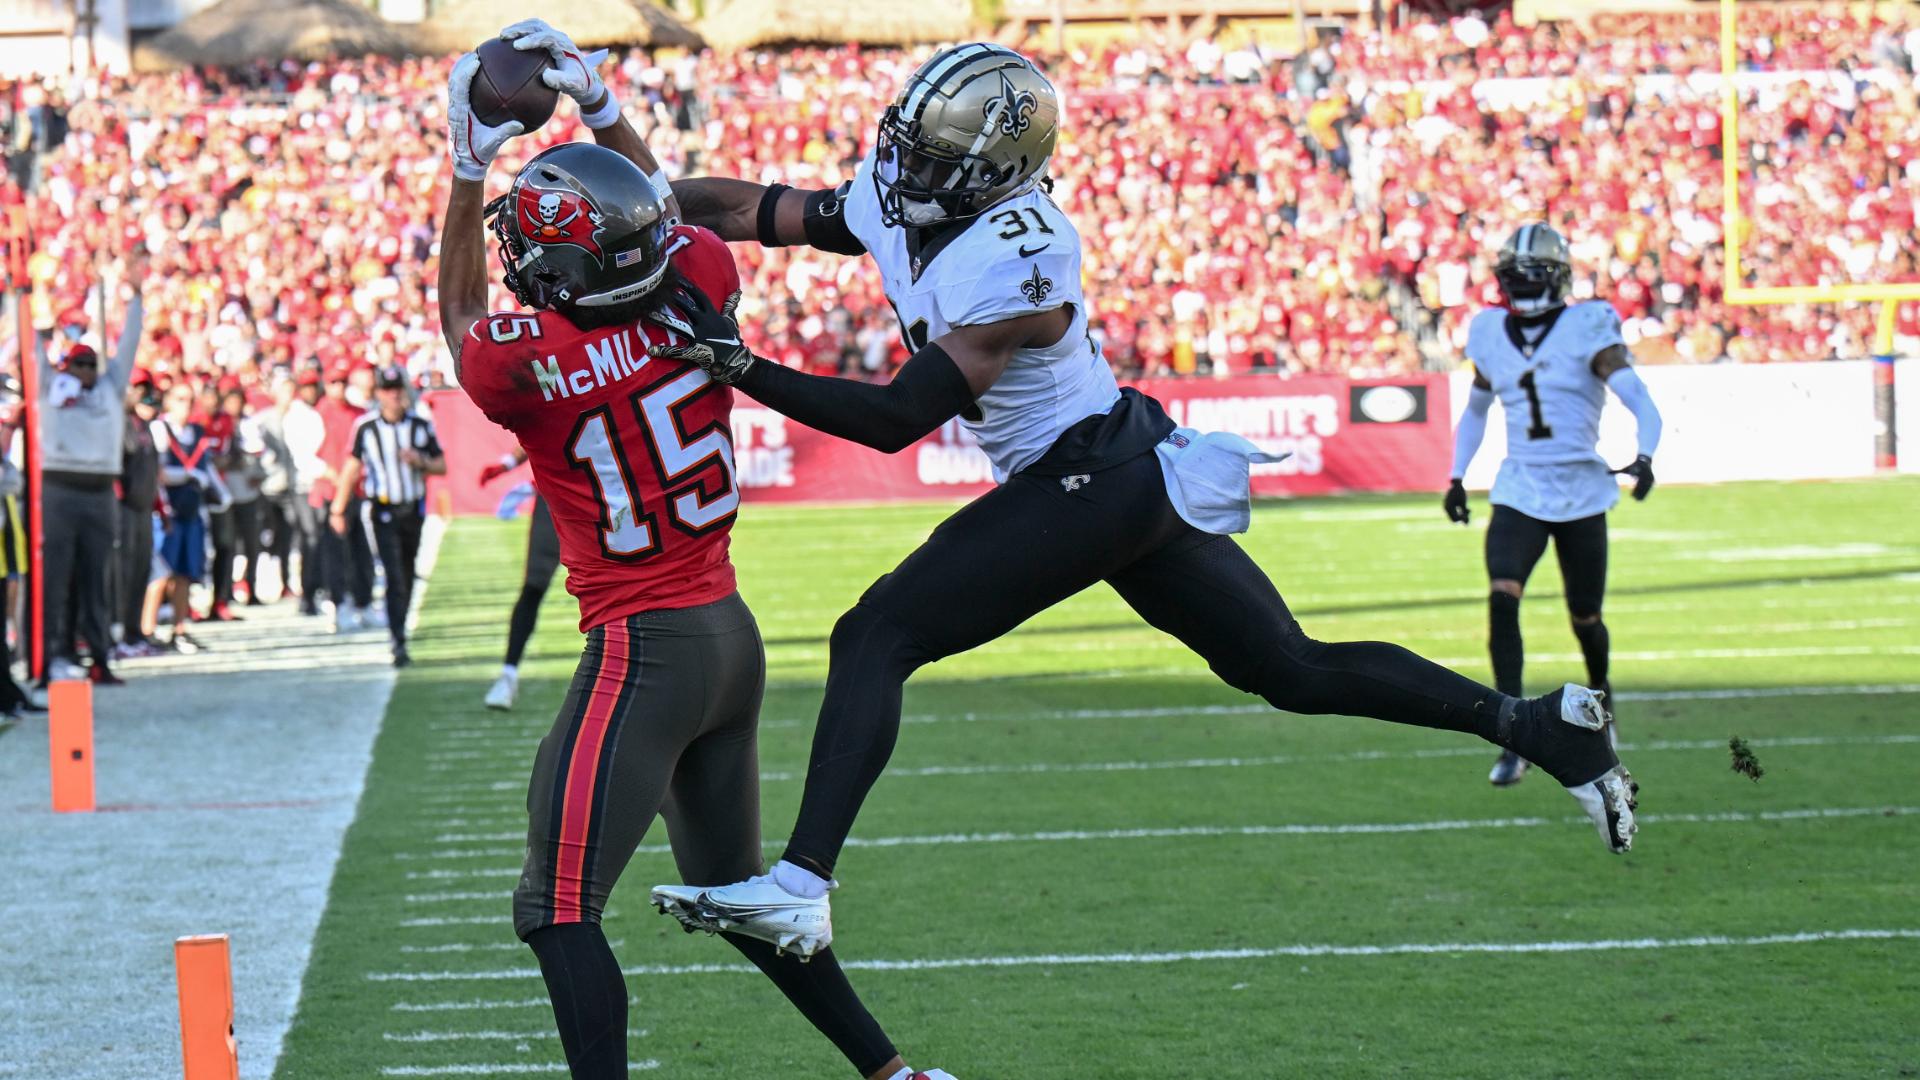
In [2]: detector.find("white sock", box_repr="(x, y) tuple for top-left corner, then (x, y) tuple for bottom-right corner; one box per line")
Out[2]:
(881, 1069), (912, 1080)
(500, 664), (518, 680)
(771, 859), (830, 899)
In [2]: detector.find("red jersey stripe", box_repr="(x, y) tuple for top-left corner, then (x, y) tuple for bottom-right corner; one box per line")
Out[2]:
(551, 619), (633, 922)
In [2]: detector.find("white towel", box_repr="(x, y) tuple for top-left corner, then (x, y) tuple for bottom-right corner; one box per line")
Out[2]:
(1152, 427), (1289, 535)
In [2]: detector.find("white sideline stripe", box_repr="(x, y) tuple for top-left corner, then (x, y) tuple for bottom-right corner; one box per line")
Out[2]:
(395, 806), (1920, 887)
(380, 1063), (658, 1076)
(364, 928), (1920, 983)
(410, 733), (1920, 849)
(383, 1030), (555, 1042)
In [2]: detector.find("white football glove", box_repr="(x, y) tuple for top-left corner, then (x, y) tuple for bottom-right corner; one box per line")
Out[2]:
(447, 51), (525, 183)
(499, 19), (617, 126)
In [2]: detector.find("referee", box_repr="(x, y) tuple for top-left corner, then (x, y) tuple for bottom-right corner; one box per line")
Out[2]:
(331, 366), (444, 667)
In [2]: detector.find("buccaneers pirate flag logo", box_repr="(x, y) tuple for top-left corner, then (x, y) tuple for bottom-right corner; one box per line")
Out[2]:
(517, 183), (607, 262)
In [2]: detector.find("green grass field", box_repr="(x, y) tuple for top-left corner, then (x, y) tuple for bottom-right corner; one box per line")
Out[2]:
(276, 478), (1920, 1079)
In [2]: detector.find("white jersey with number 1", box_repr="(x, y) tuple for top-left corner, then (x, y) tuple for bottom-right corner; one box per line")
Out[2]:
(1464, 299), (1625, 522)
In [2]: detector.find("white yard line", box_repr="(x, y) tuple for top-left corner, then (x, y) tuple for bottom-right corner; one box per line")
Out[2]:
(383, 1030), (556, 1042)
(380, 1064), (658, 1077)
(363, 928), (1920, 983)
(390, 998), (638, 1014)
(406, 730), (1920, 845)
(393, 806), (1920, 887)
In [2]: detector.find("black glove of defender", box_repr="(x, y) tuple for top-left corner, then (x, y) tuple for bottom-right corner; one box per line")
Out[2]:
(1613, 455), (1655, 501)
(1443, 478), (1470, 524)
(645, 285), (756, 385)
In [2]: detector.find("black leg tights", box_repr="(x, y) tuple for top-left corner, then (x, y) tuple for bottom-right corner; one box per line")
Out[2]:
(526, 923), (629, 1079)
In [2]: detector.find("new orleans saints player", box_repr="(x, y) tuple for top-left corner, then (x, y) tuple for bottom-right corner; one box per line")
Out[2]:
(1444, 224), (1664, 786)
(648, 46), (1638, 961)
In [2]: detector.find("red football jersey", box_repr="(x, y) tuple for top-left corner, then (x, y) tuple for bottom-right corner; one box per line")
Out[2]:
(461, 225), (741, 630)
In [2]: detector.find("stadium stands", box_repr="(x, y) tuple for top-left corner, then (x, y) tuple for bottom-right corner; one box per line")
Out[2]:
(7, 7), (1917, 392)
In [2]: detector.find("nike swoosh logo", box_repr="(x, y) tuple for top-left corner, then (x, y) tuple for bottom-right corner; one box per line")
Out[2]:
(1018, 244), (1046, 258)
(713, 336), (740, 346)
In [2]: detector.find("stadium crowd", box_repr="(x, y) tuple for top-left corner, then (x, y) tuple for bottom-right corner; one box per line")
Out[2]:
(0, 7), (1916, 684)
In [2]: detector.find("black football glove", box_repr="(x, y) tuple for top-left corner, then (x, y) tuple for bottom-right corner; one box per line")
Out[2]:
(645, 285), (757, 385)
(1443, 478), (1470, 524)
(1613, 455), (1655, 501)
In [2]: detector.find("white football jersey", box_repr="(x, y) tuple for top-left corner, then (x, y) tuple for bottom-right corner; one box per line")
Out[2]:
(1464, 300), (1624, 466)
(842, 152), (1120, 481)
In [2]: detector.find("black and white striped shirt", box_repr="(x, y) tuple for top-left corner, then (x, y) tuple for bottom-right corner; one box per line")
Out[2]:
(350, 410), (441, 506)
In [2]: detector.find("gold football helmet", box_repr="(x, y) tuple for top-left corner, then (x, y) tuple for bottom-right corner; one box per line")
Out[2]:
(873, 43), (1060, 228)
(1495, 223), (1573, 315)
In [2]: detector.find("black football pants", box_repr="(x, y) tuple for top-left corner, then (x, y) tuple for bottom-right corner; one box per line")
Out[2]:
(513, 594), (899, 1078)
(1484, 505), (1609, 617)
(783, 451), (1514, 878)
(370, 502), (424, 648)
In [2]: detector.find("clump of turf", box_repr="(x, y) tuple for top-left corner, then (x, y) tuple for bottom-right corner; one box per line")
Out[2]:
(1729, 736), (1765, 782)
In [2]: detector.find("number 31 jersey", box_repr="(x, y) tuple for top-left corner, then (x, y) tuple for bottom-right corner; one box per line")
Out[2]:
(1464, 300), (1624, 466)
(841, 151), (1121, 482)
(461, 225), (742, 631)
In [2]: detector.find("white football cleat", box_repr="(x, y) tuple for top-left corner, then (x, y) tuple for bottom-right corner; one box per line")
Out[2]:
(650, 873), (833, 960)
(484, 669), (518, 710)
(1553, 683), (1637, 853)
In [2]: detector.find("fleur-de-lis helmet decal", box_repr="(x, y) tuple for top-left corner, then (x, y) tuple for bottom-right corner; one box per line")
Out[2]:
(986, 71), (1040, 138)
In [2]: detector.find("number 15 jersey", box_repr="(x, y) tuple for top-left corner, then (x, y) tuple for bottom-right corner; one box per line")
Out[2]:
(461, 225), (742, 631)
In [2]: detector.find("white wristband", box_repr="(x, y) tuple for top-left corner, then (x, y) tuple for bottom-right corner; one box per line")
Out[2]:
(580, 91), (622, 130)
(646, 166), (673, 202)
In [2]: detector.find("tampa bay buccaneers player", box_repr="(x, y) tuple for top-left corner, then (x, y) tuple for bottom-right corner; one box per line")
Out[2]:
(439, 21), (952, 1080)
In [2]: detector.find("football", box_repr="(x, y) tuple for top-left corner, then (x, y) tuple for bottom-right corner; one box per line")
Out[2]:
(468, 36), (560, 130)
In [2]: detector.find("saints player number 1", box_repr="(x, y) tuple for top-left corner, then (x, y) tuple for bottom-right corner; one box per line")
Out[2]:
(565, 371), (741, 560)
(1517, 370), (1554, 441)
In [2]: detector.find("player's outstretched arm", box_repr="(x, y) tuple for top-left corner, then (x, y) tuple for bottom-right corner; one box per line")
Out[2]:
(1593, 344), (1662, 500)
(648, 286), (1051, 453)
(1446, 370), (1493, 523)
(440, 51), (523, 369)
(501, 21), (681, 223)
(670, 179), (866, 257)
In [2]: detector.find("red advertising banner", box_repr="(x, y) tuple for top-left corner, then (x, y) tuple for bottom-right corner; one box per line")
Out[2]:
(426, 373), (1450, 517)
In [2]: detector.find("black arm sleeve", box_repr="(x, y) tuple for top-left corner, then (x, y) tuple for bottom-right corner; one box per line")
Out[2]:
(755, 181), (866, 256)
(735, 342), (974, 454)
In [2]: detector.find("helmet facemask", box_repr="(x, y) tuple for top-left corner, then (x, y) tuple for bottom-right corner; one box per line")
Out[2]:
(873, 106), (1017, 228)
(870, 45), (1059, 231)
(1495, 255), (1572, 316)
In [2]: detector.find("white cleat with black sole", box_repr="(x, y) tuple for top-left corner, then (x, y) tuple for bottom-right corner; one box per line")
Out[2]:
(1498, 682), (1637, 853)
(651, 873), (834, 960)
(1550, 683), (1637, 853)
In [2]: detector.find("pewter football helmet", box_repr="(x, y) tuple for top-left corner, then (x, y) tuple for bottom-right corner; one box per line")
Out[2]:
(872, 43), (1060, 228)
(1495, 223), (1573, 315)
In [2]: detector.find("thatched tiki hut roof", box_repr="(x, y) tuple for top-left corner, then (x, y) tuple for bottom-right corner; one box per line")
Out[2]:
(133, 0), (419, 71)
(421, 0), (706, 54)
(699, 0), (973, 49)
